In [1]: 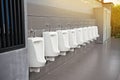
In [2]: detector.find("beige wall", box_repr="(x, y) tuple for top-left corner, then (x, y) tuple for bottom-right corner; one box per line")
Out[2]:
(27, 0), (102, 37)
(28, 0), (102, 14)
(27, 3), (93, 18)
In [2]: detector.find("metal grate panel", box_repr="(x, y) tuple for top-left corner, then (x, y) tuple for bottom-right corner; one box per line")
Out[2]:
(0, 0), (25, 53)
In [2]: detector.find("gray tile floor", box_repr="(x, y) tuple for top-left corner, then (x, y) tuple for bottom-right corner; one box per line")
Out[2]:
(38, 38), (120, 80)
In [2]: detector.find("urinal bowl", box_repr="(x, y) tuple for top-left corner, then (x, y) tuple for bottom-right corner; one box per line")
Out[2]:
(28, 37), (46, 72)
(88, 27), (94, 42)
(43, 32), (60, 61)
(91, 27), (97, 40)
(75, 28), (84, 47)
(57, 30), (70, 55)
(87, 27), (92, 42)
(95, 26), (99, 38)
(93, 26), (99, 40)
(86, 27), (92, 43)
(82, 27), (90, 44)
(68, 29), (78, 49)
(57, 30), (70, 51)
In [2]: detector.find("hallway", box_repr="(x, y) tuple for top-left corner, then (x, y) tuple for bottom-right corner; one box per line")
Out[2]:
(39, 38), (120, 80)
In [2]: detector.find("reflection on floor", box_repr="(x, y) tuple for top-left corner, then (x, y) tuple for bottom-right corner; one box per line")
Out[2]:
(34, 38), (120, 80)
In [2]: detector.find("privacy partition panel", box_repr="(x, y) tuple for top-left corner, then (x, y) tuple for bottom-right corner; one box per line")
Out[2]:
(94, 7), (111, 43)
(0, 0), (25, 53)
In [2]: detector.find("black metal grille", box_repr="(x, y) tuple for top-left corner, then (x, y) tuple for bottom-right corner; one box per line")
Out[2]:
(0, 0), (25, 53)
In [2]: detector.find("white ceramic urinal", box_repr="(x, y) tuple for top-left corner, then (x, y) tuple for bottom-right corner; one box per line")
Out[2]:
(88, 27), (94, 42)
(95, 26), (99, 38)
(93, 26), (99, 40)
(57, 30), (70, 56)
(91, 27), (97, 40)
(82, 27), (90, 44)
(43, 32), (60, 61)
(79, 28), (86, 46)
(75, 28), (84, 47)
(68, 29), (78, 51)
(28, 37), (46, 72)
(85, 27), (91, 42)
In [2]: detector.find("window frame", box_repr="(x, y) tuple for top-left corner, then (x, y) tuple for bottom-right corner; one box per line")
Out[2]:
(0, 0), (25, 53)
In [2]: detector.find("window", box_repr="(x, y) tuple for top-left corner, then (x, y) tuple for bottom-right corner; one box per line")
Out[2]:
(0, 0), (25, 53)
